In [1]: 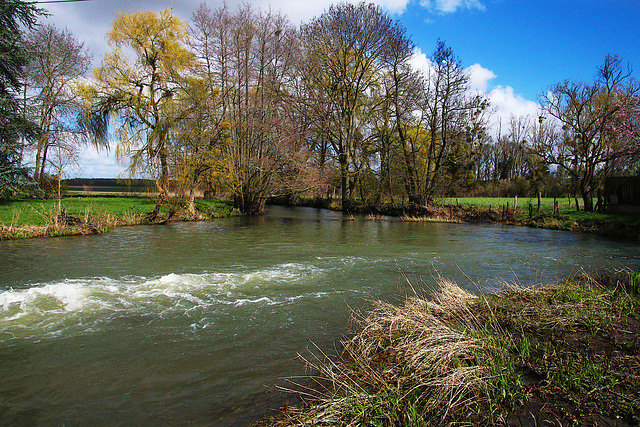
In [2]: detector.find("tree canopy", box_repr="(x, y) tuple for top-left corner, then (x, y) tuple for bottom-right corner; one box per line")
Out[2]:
(4, 2), (639, 213)
(0, 0), (42, 200)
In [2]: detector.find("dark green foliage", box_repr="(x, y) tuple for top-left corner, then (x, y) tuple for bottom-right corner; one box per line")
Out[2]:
(0, 0), (43, 200)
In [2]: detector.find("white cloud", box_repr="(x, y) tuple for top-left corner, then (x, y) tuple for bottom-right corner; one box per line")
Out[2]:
(467, 63), (496, 93)
(419, 0), (485, 14)
(248, 0), (411, 24)
(74, 144), (125, 179)
(409, 49), (539, 136)
(486, 86), (540, 134)
(489, 86), (539, 118)
(409, 47), (434, 75)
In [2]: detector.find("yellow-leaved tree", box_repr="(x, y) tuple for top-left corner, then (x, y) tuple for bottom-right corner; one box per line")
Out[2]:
(80, 8), (195, 218)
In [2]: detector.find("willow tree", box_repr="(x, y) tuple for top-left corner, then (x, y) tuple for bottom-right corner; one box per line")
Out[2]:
(80, 9), (195, 215)
(300, 3), (409, 209)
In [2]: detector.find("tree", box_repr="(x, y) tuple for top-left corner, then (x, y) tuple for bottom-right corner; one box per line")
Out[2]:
(190, 4), (310, 214)
(528, 115), (556, 209)
(300, 3), (409, 209)
(537, 55), (638, 211)
(422, 40), (485, 202)
(598, 54), (640, 175)
(0, 0), (41, 199)
(169, 75), (232, 215)
(24, 24), (93, 184)
(372, 28), (424, 205)
(81, 9), (195, 216)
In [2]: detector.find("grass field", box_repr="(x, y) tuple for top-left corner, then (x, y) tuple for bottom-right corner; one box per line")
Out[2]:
(437, 196), (640, 228)
(0, 196), (239, 239)
(0, 197), (159, 227)
(439, 196), (579, 213)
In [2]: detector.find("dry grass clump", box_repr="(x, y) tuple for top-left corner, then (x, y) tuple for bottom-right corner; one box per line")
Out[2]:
(262, 272), (640, 427)
(277, 277), (518, 426)
(400, 214), (460, 223)
(364, 213), (387, 221)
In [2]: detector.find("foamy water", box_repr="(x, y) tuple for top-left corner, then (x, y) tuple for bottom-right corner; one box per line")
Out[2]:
(0, 262), (335, 341)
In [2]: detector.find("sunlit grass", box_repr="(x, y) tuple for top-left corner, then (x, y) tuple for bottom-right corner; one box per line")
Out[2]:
(0, 197), (158, 227)
(0, 196), (238, 239)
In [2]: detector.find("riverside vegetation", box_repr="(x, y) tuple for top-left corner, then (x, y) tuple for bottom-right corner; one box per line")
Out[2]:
(259, 271), (640, 426)
(0, 196), (238, 239)
(1, 194), (639, 241)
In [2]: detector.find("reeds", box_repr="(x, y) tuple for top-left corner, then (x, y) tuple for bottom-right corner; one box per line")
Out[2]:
(364, 213), (386, 221)
(400, 214), (460, 223)
(278, 277), (522, 426)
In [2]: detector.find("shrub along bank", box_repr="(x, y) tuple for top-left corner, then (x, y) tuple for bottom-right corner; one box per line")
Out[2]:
(260, 272), (640, 426)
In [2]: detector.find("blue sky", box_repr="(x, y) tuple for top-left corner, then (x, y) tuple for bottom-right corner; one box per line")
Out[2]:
(400, 0), (640, 101)
(40, 0), (640, 178)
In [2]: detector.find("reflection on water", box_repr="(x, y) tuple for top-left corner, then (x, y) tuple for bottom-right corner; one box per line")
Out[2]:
(0, 206), (638, 425)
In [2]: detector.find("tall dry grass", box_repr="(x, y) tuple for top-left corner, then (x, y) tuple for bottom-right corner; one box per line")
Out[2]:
(277, 276), (520, 426)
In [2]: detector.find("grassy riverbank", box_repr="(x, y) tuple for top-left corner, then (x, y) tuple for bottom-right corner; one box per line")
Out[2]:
(284, 196), (640, 242)
(261, 272), (640, 426)
(0, 196), (239, 239)
(436, 197), (640, 241)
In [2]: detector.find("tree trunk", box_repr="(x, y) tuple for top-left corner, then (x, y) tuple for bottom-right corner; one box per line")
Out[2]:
(339, 158), (353, 211)
(234, 193), (265, 215)
(582, 192), (594, 212)
(187, 192), (196, 217)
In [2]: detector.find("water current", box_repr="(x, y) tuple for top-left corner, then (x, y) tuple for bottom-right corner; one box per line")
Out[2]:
(0, 206), (638, 425)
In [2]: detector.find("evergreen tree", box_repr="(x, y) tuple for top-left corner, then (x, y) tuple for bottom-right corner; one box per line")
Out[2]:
(0, 0), (42, 199)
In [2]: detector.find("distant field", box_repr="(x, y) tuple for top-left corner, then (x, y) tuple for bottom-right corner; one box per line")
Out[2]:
(437, 197), (572, 212)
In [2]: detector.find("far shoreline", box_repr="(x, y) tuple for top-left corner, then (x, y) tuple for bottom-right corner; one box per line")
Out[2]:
(1, 195), (639, 242)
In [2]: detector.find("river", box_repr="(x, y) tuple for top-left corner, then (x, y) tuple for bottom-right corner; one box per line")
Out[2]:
(0, 206), (638, 425)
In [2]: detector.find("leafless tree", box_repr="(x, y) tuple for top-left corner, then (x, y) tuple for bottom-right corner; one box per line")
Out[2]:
(23, 24), (92, 183)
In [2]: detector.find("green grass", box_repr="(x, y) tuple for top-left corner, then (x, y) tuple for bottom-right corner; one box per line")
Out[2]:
(435, 197), (640, 239)
(0, 197), (159, 227)
(630, 272), (640, 296)
(194, 199), (238, 218)
(0, 196), (239, 239)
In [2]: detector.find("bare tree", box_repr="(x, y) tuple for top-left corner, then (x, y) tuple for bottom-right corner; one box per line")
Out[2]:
(422, 40), (484, 202)
(190, 3), (309, 214)
(300, 2), (409, 209)
(23, 24), (92, 184)
(538, 82), (624, 210)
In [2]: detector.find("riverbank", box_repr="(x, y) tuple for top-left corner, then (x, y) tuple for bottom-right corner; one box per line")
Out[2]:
(258, 272), (640, 426)
(0, 196), (239, 239)
(1, 195), (639, 241)
(273, 196), (640, 242)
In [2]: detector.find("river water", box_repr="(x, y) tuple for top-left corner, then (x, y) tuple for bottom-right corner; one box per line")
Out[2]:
(0, 206), (638, 425)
